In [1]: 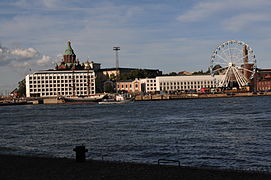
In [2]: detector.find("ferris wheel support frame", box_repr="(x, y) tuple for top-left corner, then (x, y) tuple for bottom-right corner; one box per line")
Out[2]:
(210, 40), (257, 88)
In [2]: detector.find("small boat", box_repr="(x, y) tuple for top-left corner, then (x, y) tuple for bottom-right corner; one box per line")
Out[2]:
(98, 99), (131, 104)
(63, 94), (106, 103)
(98, 94), (132, 104)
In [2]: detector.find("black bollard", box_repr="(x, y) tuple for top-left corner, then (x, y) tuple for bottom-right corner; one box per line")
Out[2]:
(73, 145), (88, 162)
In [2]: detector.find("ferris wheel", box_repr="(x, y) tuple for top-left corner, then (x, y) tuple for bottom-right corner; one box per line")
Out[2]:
(210, 40), (257, 88)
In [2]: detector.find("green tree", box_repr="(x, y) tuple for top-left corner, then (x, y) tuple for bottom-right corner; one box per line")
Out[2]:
(95, 73), (107, 93)
(109, 74), (116, 81)
(103, 81), (114, 93)
(168, 72), (177, 76)
(192, 70), (209, 75)
(17, 79), (26, 97)
(122, 69), (157, 80)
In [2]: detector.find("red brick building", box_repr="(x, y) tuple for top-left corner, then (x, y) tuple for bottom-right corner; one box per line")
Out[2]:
(255, 69), (271, 91)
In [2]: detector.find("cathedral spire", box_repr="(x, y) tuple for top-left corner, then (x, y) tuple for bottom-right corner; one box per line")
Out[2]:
(63, 41), (76, 64)
(64, 41), (75, 55)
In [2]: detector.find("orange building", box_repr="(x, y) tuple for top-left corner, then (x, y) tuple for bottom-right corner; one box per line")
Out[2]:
(116, 79), (141, 93)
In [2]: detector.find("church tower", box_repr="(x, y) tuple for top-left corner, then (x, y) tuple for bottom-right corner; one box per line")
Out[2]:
(63, 41), (76, 64)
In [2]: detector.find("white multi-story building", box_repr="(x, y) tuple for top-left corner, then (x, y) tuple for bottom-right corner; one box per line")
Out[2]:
(157, 75), (223, 92)
(25, 41), (98, 98)
(140, 78), (157, 93)
(140, 75), (223, 93)
(25, 70), (95, 97)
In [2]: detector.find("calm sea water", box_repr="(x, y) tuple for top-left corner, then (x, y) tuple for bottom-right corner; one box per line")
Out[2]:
(0, 96), (271, 172)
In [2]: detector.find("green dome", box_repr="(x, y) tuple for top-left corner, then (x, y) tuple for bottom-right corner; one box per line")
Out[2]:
(64, 41), (75, 55)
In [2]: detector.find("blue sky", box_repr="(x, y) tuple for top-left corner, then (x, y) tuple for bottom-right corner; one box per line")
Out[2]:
(1, 0), (271, 93)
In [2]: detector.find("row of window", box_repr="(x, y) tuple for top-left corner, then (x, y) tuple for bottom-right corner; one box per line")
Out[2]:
(258, 81), (271, 85)
(161, 85), (215, 90)
(159, 81), (215, 86)
(258, 87), (271, 90)
(30, 87), (95, 92)
(146, 85), (216, 91)
(29, 79), (94, 84)
(146, 84), (155, 87)
(118, 84), (132, 89)
(146, 79), (156, 83)
(29, 75), (94, 80)
(38, 91), (95, 96)
(29, 83), (95, 88)
(117, 84), (139, 89)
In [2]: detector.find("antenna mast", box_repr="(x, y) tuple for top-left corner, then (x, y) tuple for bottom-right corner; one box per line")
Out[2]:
(113, 47), (120, 81)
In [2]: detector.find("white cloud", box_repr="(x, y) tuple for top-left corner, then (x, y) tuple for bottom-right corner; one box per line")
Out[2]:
(42, 0), (59, 8)
(37, 55), (51, 66)
(14, 0), (63, 9)
(223, 13), (271, 32)
(177, 1), (225, 22)
(10, 48), (39, 59)
(178, 0), (271, 23)
(0, 44), (53, 69)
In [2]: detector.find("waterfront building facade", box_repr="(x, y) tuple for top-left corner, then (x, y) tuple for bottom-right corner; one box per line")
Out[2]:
(255, 69), (271, 91)
(156, 75), (223, 92)
(116, 78), (141, 93)
(140, 78), (157, 93)
(26, 70), (95, 97)
(139, 75), (223, 93)
(116, 80), (133, 93)
(26, 41), (96, 97)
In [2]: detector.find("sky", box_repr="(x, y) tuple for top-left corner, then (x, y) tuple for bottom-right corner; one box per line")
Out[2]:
(1, 0), (271, 93)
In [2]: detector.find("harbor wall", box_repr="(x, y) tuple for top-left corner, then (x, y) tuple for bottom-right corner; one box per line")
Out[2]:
(135, 92), (271, 101)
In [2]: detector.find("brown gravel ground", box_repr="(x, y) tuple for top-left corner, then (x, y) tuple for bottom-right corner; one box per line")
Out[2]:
(0, 154), (270, 180)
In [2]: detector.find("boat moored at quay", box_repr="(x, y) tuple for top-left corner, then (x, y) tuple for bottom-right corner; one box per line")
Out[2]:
(98, 94), (132, 104)
(61, 94), (106, 103)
